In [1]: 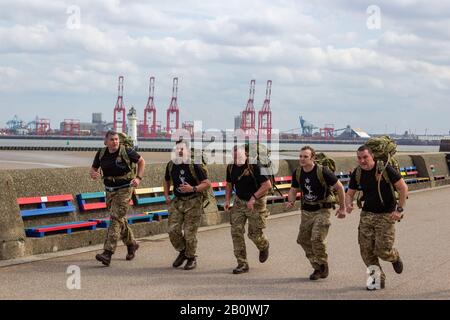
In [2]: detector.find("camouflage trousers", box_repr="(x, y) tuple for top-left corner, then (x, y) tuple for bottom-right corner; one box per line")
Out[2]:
(230, 196), (270, 266)
(104, 187), (135, 253)
(168, 195), (203, 258)
(297, 209), (331, 270)
(358, 211), (399, 280)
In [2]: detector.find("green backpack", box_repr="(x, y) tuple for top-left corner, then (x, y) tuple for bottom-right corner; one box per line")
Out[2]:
(295, 152), (337, 208)
(167, 149), (217, 212)
(355, 135), (400, 208)
(245, 143), (284, 198)
(99, 132), (137, 182)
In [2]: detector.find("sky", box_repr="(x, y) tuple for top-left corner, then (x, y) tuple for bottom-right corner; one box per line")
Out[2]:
(1, 0), (450, 135)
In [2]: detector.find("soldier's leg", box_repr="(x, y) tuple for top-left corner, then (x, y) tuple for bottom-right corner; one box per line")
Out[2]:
(168, 199), (186, 252)
(358, 212), (385, 280)
(104, 189), (132, 253)
(297, 211), (319, 270)
(230, 199), (248, 266)
(374, 214), (399, 263)
(247, 198), (269, 251)
(116, 188), (135, 246)
(310, 209), (331, 267)
(182, 197), (203, 258)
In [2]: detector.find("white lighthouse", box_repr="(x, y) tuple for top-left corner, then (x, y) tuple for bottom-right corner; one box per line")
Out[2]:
(127, 106), (138, 148)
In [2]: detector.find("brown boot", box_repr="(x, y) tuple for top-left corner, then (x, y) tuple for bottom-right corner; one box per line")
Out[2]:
(319, 263), (329, 279)
(95, 250), (113, 266)
(126, 242), (139, 261)
(259, 243), (269, 263)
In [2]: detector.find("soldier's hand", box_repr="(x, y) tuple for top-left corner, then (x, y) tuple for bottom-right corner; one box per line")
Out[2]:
(178, 182), (193, 193)
(165, 196), (171, 204)
(285, 201), (295, 209)
(131, 178), (141, 187)
(90, 171), (101, 180)
(346, 203), (354, 214)
(247, 197), (255, 210)
(336, 207), (346, 219)
(390, 211), (403, 221)
(224, 201), (230, 212)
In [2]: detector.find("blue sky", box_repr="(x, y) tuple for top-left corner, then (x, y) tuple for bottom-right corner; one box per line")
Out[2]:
(1, 0), (450, 135)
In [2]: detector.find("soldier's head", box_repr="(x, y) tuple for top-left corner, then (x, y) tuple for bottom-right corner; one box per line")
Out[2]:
(174, 139), (190, 160)
(357, 145), (375, 170)
(232, 145), (248, 166)
(299, 146), (315, 168)
(104, 130), (120, 151)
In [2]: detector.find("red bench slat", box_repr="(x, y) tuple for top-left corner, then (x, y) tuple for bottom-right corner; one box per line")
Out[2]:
(17, 194), (74, 205)
(34, 221), (97, 233)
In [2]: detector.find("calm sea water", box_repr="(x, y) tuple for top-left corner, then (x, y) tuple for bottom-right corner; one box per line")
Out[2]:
(0, 138), (439, 152)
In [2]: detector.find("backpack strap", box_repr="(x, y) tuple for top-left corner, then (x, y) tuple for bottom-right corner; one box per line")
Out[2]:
(167, 160), (174, 185)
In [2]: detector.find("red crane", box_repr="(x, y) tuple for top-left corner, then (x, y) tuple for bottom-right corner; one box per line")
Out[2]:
(35, 118), (51, 135)
(166, 77), (180, 137)
(62, 119), (80, 136)
(113, 76), (126, 133)
(258, 80), (273, 140)
(240, 79), (256, 135)
(182, 121), (194, 138)
(144, 76), (157, 138)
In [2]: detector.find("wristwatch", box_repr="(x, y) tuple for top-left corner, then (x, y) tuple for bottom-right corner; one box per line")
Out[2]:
(136, 176), (143, 181)
(396, 206), (404, 213)
(193, 186), (198, 193)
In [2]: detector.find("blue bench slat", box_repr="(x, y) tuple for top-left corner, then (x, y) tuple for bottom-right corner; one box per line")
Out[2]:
(213, 190), (226, 196)
(21, 205), (75, 218)
(135, 196), (167, 205)
(78, 192), (106, 200)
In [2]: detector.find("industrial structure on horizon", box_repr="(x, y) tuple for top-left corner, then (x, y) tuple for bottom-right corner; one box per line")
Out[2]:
(2, 76), (449, 143)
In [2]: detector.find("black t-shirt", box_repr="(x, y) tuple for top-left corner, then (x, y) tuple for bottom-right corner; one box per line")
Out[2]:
(226, 164), (269, 201)
(291, 165), (338, 202)
(165, 163), (207, 198)
(92, 147), (141, 187)
(348, 164), (402, 213)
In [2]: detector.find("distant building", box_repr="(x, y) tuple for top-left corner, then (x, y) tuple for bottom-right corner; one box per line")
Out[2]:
(234, 115), (241, 131)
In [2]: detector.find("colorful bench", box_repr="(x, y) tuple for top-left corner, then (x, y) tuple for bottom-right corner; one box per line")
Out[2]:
(17, 194), (76, 218)
(133, 187), (173, 205)
(76, 192), (133, 211)
(25, 221), (97, 237)
(211, 181), (228, 197)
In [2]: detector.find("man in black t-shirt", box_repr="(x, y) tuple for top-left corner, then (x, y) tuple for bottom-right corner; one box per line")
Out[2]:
(164, 140), (211, 271)
(90, 130), (145, 266)
(286, 146), (346, 281)
(346, 145), (408, 290)
(224, 145), (272, 274)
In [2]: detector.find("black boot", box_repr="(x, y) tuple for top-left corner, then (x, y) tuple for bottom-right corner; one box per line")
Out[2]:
(126, 242), (139, 261)
(184, 257), (197, 270)
(309, 269), (321, 280)
(172, 250), (187, 268)
(392, 257), (403, 274)
(319, 263), (329, 279)
(233, 264), (249, 274)
(259, 243), (269, 263)
(95, 250), (113, 266)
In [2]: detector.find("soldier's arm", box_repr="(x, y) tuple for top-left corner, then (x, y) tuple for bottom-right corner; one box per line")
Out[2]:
(135, 157), (145, 180)
(225, 183), (233, 203)
(345, 188), (357, 213)
(394, 179), (408, 209)
(333, 180), (346, 209)
(254, 180), (272, 199)
(287, 187), (299, 205)
(195, 179), (211, 193)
